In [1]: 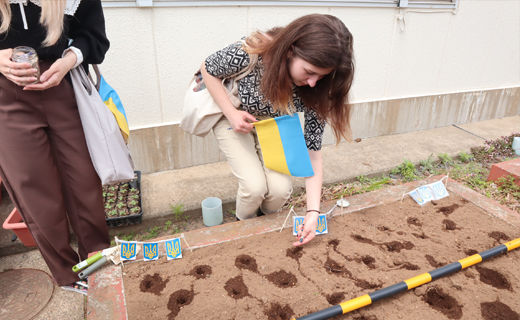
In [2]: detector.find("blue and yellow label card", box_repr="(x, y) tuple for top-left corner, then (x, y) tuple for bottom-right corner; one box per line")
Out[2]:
(120, 241), (137, 261)
(409, 178), (450, 206)
(292, 214), (328, 235)
(143, 242), (159, 261)
(165, 238), (182, 260)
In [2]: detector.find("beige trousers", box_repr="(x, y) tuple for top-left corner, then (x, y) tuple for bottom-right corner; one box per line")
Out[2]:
(213, 117), (292, 220)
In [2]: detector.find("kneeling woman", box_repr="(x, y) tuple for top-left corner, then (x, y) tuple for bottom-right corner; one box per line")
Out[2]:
(201, 14), (354, 246)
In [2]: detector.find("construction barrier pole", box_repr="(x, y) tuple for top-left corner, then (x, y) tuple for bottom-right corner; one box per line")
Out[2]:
(293, 238), (520, 320)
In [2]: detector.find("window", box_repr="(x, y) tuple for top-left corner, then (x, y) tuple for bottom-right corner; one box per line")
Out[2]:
(101, 0), (457, 9)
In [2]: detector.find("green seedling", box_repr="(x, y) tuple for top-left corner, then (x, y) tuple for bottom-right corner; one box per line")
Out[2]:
(438, 153), (454, 167)
(391, 160), (418, 182)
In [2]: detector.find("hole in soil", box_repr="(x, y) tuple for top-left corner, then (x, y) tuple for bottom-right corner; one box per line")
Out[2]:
(442, 219), (458, 231)
(235, 254), (259, 273)
(351, 234), (377, 245)
(488, 231), (510, 243)
(425, 255), (444, 268)
(139, 273), (169, 296)
(464, 249), (478, 256)
(326, 292), (345, 305)
(407, 217), (422, 227)
(377, 225), (391, 232)
(422, 286), (463, 319)
(400, 262), (420, 270)
(167, 289), (194, 319)
(437, 204), (460, 216)
(328, 239), (340, 250)
(476, 266), (512, 290)
(266, 270), (298, 288)
(412, 232), (429, 239)
(286, 246), (304, 261)
(264, 302), (295, 320)
(382, 241), (415, 253)
(354, 278), (382, 289)
(324, 258), (352, 277)
(481, 301), (520, 320)
(189, 265), (212, 279)
(361, 255), (376, 269)
(224, 275), (249, 299)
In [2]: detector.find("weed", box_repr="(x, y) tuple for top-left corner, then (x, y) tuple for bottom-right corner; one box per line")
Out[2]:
(171, 203), (186, 221)
(164, 220), (173, 231)
(143, 226), (161, 240)
(119, 233), (135, 242)
(495, 176), (520, 200)
(438, 153), (454, 168)
(457, 152), (473, 163)
(419, 154), (436, 174)
(391, 160), (418, 182)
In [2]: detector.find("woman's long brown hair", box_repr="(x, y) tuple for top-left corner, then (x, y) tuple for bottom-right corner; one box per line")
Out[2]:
(246, 14), (355, 143)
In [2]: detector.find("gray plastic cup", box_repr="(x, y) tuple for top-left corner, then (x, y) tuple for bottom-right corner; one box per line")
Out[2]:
(513, 137), (520, 156)
(201, 197), (223, 227)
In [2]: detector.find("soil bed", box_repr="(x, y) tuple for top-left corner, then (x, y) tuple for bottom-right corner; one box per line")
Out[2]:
(122, 195), (520, 320)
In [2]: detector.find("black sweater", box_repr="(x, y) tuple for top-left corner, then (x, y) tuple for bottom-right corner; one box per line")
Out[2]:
(0, 0), (109, 66)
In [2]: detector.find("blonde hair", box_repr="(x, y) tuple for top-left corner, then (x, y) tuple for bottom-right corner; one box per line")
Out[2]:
(0, 0), (66, 47)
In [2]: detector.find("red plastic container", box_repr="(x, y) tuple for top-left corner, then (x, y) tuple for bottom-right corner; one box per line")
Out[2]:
(2, 208), (36, 247)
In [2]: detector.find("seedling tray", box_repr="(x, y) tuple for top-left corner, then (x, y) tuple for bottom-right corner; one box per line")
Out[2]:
(105, 171), (143, 227)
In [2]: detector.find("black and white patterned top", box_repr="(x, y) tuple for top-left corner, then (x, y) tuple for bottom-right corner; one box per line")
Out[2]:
(205, 41), (326, 151)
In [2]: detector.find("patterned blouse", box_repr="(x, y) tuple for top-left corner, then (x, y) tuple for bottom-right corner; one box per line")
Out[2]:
(204, 41), (326, 151)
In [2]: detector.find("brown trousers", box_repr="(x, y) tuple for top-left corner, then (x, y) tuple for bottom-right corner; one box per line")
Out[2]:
(0, 67), (110, 286)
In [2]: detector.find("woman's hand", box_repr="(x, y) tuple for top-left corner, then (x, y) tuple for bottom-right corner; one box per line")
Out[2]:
(0, 49), (39, 86)
(293, 210), (319, 246)
(226, 109), (257, 134)
(24, 50), (77, 91)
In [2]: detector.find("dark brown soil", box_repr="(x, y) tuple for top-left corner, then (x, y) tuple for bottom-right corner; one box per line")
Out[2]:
(140, 273), (169, 295)
(326, 292), (345, 305)
(425, 254), (444, 268)
(286, 246), (303, 260)
(188, 265), (211, 279)
(224, 275), (249, 299)
(361, 255), (376, 269)
(382, 240), (414, 252)
(422, 286), (463, 319)
(481, 301), (520, 320)
(437, 204), (460, 215)
(235, 254), (258, 273)
(324, 257), (351, 277)
(407, 217), (423, 227)
(488, 231), (510, 242)
(265, 270), (297, 288)
(476, 266), (512, 290)
(264, 302), (294, 320)
(167, 289), (194, 319)
(464, 249), (478, 256)
(443, 219), (458, 230)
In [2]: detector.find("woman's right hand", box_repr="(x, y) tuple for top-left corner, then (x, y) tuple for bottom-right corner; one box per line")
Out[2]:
(0, 49), (38, 86)
(226, 109), (257, 134)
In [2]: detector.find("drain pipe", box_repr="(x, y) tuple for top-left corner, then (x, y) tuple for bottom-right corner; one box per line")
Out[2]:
(292, 238), (520, 320)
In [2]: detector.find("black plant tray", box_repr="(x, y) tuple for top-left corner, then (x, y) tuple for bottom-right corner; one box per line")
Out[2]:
(105, 171), (143, 228)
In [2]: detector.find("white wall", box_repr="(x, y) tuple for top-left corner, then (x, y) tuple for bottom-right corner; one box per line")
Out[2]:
(100, 0), (520, 130)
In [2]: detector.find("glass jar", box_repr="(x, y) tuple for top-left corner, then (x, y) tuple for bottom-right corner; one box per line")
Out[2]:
(11, 46), (40, 83)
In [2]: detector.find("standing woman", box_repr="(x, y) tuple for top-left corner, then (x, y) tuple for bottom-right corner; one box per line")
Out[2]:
(0, 0), (110, 290)
(201, 14), (354, 246)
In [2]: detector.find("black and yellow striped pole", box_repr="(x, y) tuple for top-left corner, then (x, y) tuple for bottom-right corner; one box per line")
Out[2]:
(293, 238), (520, 320)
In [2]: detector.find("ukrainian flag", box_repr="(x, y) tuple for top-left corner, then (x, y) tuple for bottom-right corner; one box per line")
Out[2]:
(254, 114), (314, 177)
(98, 76), (130, 142)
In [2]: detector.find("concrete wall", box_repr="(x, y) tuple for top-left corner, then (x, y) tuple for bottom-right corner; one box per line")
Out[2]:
(99, 0), (520, 173)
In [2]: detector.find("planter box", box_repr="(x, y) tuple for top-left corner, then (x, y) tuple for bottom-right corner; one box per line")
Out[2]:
(105, 171), (143, 228)
(2, 208), (37, 247)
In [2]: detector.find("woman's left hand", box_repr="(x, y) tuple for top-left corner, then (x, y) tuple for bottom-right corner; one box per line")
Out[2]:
(23, 51), (77, 91)
(293, 211), (319, 246)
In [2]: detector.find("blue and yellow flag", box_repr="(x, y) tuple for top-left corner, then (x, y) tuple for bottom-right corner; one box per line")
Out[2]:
(254, 114), (314, 177)
(98, 76), (130, 142)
